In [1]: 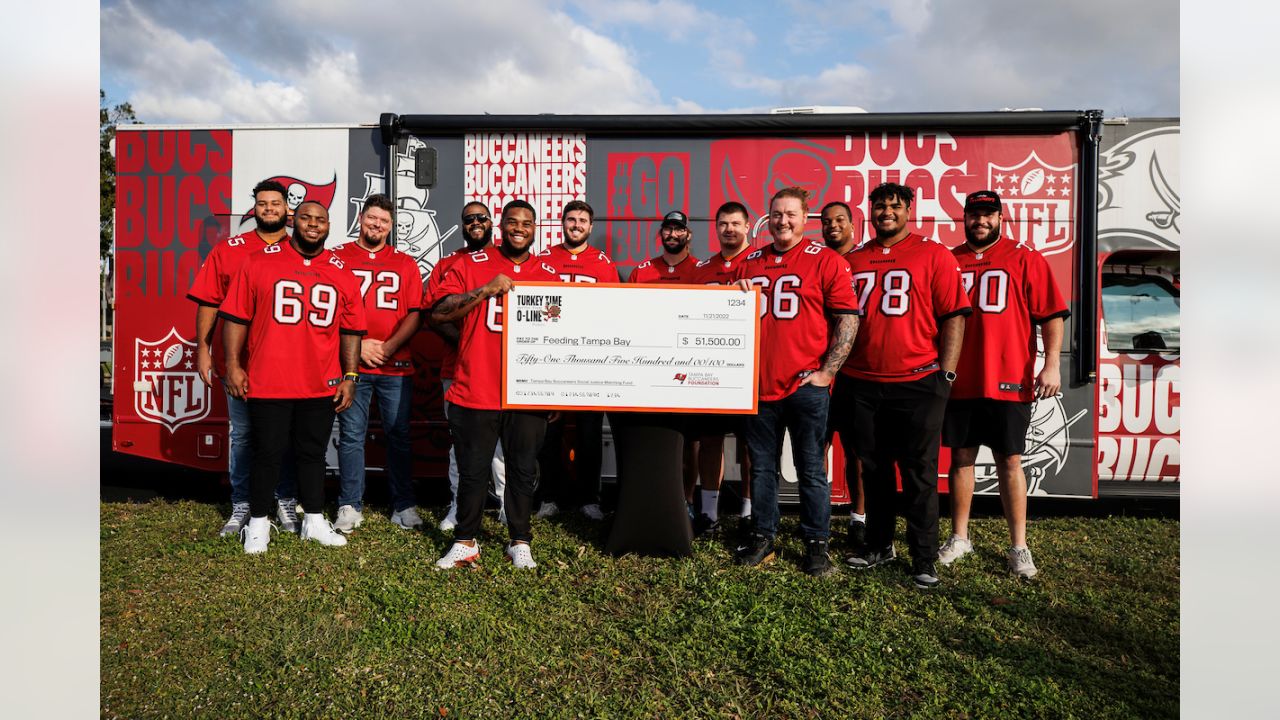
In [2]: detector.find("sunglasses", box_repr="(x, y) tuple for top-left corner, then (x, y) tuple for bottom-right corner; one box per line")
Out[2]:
(462, 213), (491, 225)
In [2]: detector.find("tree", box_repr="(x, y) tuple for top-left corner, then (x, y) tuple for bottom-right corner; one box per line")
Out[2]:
(101, 90), (138, 258)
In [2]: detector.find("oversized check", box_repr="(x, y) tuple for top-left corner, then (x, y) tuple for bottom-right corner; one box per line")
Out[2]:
(502, 282), (759, 413)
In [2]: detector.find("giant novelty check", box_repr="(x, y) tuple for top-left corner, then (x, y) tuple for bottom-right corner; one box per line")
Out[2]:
(502, 282), (760, 413)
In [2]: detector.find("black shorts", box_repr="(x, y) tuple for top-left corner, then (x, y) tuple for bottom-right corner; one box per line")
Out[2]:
(942, 398), (1032, 456)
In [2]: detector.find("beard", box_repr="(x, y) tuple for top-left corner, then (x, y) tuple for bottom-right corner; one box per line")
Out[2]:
(465, 225), (493, 251)
(661, 236), (689, 254)
(964, 223), (1001, 248)
(293, 229), (329, 256)
(256, 213), (288, 234)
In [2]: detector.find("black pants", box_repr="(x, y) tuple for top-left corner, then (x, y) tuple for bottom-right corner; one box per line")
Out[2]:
(449, 404), (547, 543)
(847, 372), (950, 564)
(247, 397), (335, 518)
(828, 375), (861, 505)
(536, 411), (604, 508)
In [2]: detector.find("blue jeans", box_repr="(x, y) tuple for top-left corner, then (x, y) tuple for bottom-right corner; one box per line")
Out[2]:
(226, 388), (296, 503)
(337, 374), (416, 512)
(745, 383), (831, 541)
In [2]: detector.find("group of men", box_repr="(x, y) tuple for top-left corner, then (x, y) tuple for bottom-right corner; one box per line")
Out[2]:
(190, 177), (1067, 588)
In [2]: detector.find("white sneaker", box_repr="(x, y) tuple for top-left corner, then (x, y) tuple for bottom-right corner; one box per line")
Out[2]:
(1007, 546), (1039, 579)
(300, 513), (348, 547)
(240, 516), (274, 554)
(506, 542), (537, 569)
(391, 506), (424, 530)
(439, 503), (458, 532)
(938, 534), (973, 566)
(220, 501), (250, 537)
(435, 541), (480, 570)
(580, 503), (605, 521)
(334, 505), (364, 533)
(275, 497), (298, 533)
(535, 502), (559, 519)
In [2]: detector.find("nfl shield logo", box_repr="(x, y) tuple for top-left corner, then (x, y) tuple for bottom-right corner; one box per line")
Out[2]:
(134, 328), (210, 433)
(987, 151), (1077, 257)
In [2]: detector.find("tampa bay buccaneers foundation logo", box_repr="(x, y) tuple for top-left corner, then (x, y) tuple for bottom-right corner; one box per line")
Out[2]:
(134, 328), (210, 432)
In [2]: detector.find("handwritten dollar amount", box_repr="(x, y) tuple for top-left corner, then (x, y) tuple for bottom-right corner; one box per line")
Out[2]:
(678, 334), (744, 348)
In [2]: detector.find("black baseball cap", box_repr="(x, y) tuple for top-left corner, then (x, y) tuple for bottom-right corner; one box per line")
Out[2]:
(964, 190), (1002, 213)
(661, 210), (689, 228)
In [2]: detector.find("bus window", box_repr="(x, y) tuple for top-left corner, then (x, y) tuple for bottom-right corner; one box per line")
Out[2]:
(1101, 268), (1180, 353)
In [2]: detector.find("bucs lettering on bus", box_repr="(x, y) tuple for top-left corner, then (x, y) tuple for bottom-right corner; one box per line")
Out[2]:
(1097, 348), (1180, 482)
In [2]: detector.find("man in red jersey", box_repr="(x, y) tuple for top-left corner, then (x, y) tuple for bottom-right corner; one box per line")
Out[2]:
(429, 200), (561, 570)
(819, 200), (868, 549)
(841, 182), (971, 590)
(686, 201), (756, 537)
(330, 194), (424, 533)
(938, 191), (1069, 579)
(426, 202), (509, 532)
(732, 187), (860, 576)
(533, 200), (619, 522)
(626, 210), (700, 283)
(219, 201), (367, 554)
(627, 209), (703, 519)
(188, 179), (298, 537)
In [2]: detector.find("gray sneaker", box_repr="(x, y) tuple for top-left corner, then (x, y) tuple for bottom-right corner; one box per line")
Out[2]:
(1007, 546), (1039, 579)
(220, 501), (250, 537)
(534, 502), (559, 519)
(912, 560), (940, 589)
(938, 535), (973, 566)
(390, 506), (424, 530)
(275, 497), (298, 534)
(334, 505), (364, 533)
(845, 545), (896, 570)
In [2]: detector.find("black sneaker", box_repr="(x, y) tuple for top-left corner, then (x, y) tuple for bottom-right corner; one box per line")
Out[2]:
(801, 539), (834, 577)
(911, 560), (940, 590)
(844, 545), (896, 570)
(734, 532), (776, 566)
(848, 519), (867, 550)
(692, 513), (719, 540)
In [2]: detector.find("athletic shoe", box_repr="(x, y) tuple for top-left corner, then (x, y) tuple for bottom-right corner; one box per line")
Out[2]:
(912, 560), (940, 589)
(334, 505), (363, 534)
(580, 503), (605, 521)
(240, 516), (273, 554)
(439, 503), (458, 532)
(300, 513), (348, 547)
(534, 502), (560, 519)
(390, 507), (424, 530)
(847, 518), (867, 550)
(938, 535), (973, 566)
(505, 542), (537, 569)
(845, 545), (896, 570)
(435, 541), (480, 570)
(734, 532), (776, 567)
(802, 539), (834, 577)
(220, 502), (251, 537)
(1007, 546), (1039, 579)
(275, 497), (298, 534)
(692, 513), (719, 540)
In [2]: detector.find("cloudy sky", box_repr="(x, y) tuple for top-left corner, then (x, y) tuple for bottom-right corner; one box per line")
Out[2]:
(101, 0), (1178, 123)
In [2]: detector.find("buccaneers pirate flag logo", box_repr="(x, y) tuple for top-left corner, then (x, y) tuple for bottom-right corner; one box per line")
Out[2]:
(134, 328), (211, 432)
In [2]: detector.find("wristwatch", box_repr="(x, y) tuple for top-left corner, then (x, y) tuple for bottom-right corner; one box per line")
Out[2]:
(942, 370), (957, 383)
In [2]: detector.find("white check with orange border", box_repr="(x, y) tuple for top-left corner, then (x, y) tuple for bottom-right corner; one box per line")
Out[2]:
(501, 282), (760, 413)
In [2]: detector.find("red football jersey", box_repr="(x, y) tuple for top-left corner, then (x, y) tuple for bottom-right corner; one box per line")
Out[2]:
(734, 240), (860, 401)
(693, 248), (752, 285)
(842, 234), (972, 382)
(626, 253), (700, 284)
(219, 241), (367, 399)
(433, 250), (561, 410)
(332, 242), (424, 376)
(423, 248), (483, 381)
(950, 239), (1070, 401)
(538, 243), (620, 283)
(187, 231), (282, 374)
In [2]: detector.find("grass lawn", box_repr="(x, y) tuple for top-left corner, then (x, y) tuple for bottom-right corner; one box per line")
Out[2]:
(101, 501), (1178, 719)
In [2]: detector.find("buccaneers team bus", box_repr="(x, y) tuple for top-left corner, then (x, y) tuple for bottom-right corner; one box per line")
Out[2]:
(105, 110), (1180, 501)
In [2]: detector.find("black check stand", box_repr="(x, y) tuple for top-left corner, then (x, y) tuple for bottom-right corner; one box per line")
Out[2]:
(605, 412), (693, 557)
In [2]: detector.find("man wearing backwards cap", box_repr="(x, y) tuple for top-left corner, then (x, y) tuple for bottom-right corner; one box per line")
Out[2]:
(938, 190), (1069, 579)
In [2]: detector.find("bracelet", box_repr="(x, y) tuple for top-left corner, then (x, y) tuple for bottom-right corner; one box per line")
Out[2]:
(343, 372), (359, 380)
